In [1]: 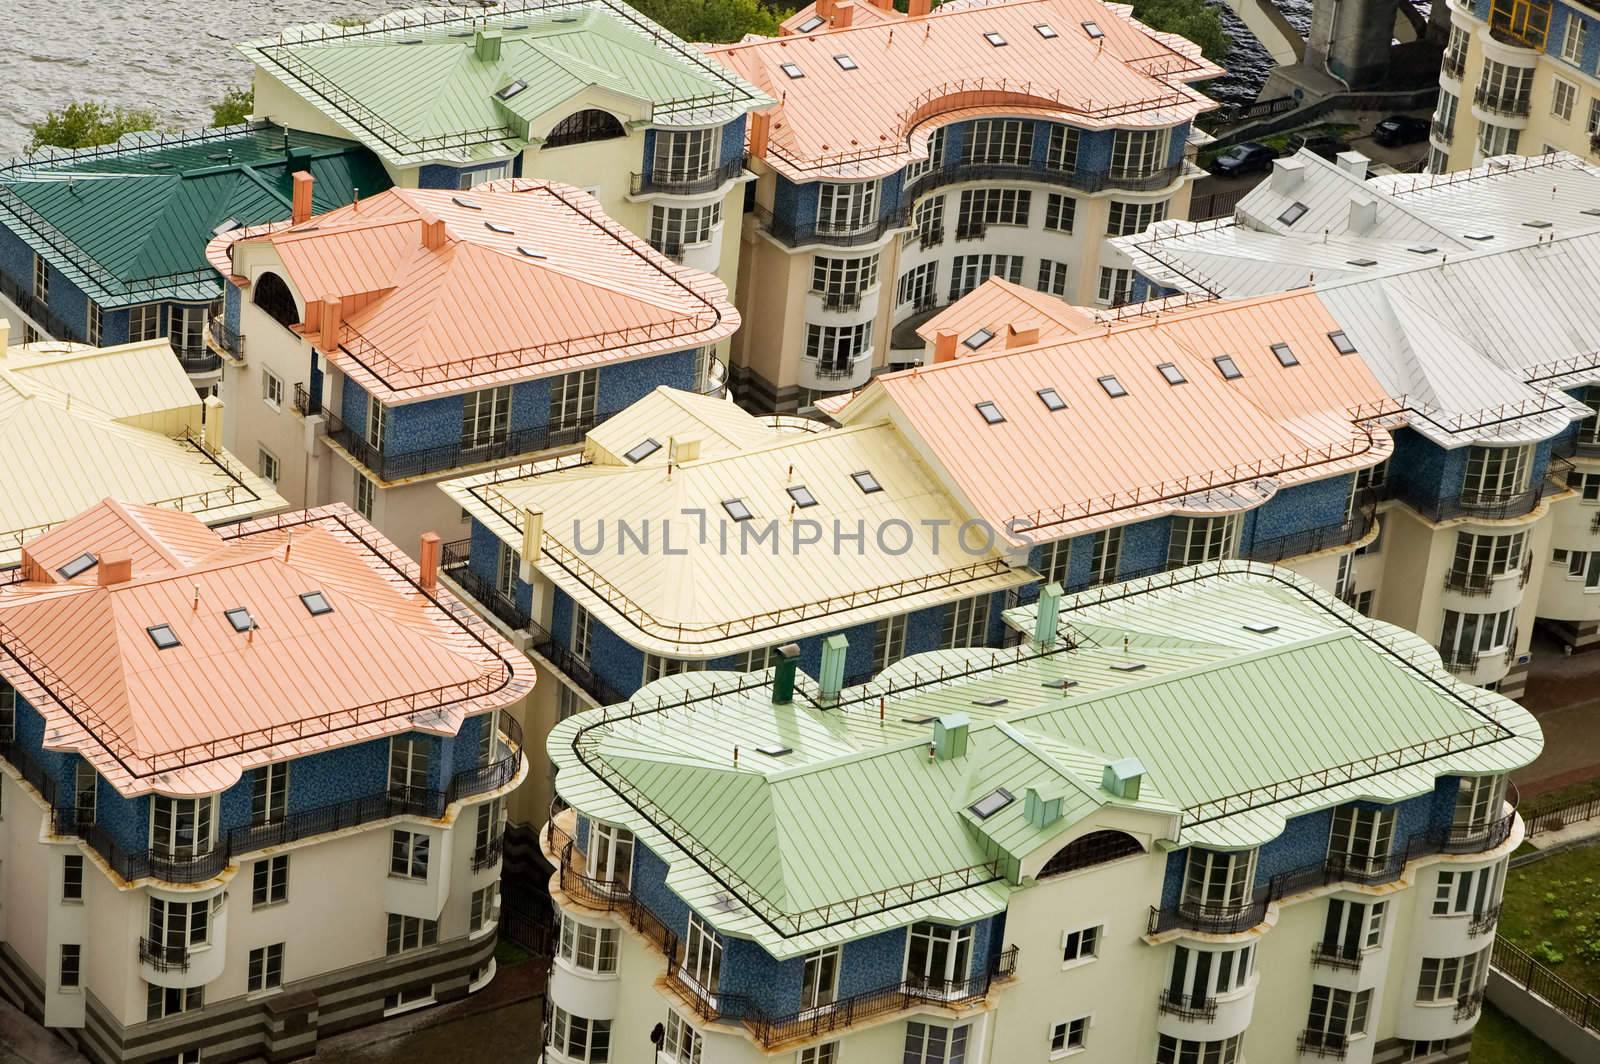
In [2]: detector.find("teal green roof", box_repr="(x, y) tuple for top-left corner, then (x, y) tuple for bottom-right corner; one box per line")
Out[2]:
(243, 2), (771, 167)
(0, 124), (390, 307)
(549, 562), (1542, 956)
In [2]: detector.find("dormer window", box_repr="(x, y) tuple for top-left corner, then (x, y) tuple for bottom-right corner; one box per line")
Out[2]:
(147, 624), (181, 650)
(57, 552), (97, 580)
(299, 590), (333, 616)
(975, 401), (1006, 424)
(623, 438), (662, 463)
(224, 607), (255, 633)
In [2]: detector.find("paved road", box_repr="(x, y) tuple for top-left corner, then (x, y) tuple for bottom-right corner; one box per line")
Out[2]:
(1514, 633), (1600, 797)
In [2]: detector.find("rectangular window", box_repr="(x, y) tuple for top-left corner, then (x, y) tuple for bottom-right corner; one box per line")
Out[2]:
(1328, 804), (1395, 874)
(948, 254), (1023, 301)
(87, 303), (102, 346)
(151, 795), (213, 858)
(1452, 775), (1508, 836)
(33, 253), (48, 304)
(62, 854), (84, 902)
(354, 471), (375, 520)
(811, 254), (880, 301)
(1089, 528), (1121, 585)
(1462, 445), (1530, 501)
(1416, 946), (1490, 1001)
(550, 368), (600, 433)
(908, 196), (945, 249)
(571, 604), (593, 664)
(253, 854), (289, 908)
(1553, 77), (1578, 121)
(73, 761), (96, 826)
(1037, 259), (1069, 297)
(558, 912), (620, 972)
(258, 448), (280, 484)
(473, 797), (502, 866)
(654, 128), (719, 182)
(816, 181), (879, 235)
(940, 596), (990, 650)
(967, 119), (1034, 165)
(804, 321), (873, 376)
(59, 944), (79, 989)
(591, 823), (634, 886)
(129, 304), (162, 342)
(1562, 14), (1589, 64)
(146, 984), (203, 1021)
(1096, 267), (1136, 307)
(1046, 125), (1080, 171)
(548, 1006), (612, 1063)
(1050, 1017), (1088, 1054)
(1061, 924), (1101, 963)
(1488, 0), (1550, 47)
(906, 922), (974, 987)
(1043, 192), (1075, 233)
(471, 885), (498, 932)
(642, 654), (706, 684)
(801, 946), (840, 1009)
(1167, 515), (1238, 568)
(1110, 129), (1169, 179)
(897, 262), (939, 309)
(248, 943), (284, 992)
(649, 202), (722, 252)
(1107, 199), (1168, 237)
(390, 829), (430, 879)
(663, 1009), (702, 1064)
(171, 305), (206, 359)
(148, 896), (210, 954)
(956, 188), (1032, 234)
(263, 368), (284, 408)
(388, 736), (430, 795)
(904, 1022), (971, 1064)
(905, 127), (946, 185)
(1477, 121), (1521, 157)
(461, 386), (512, 450)
(1156, 1035), (1243, 1064)
(1304, 985), (1372, 1047)
(1039, 539), (1072, 587)
(799, 1043), (838, 1064)
(1181, 848), (1256, 913)
(385, 913), (438, 956)
(250, 763), (289, 826)
(873, 614), (907, 672)
(682, 913), (723, 1000)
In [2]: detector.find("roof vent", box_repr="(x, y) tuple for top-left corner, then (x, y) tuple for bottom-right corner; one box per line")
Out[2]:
(1024, 786), (1065, 829)
(1270, 157), (1306, 194)
(932, 714), (969, 761)
(98, 552), (133, 587)
(771, 643), (801, 705)
(1334, 150), (1370, 180)
(1348, 194), (1378, 235)
(1242, 621), (1279, 634)
(474, 29), (503, 62)
(818, 633), (848, 703)
(1102, 757), (1145, 800)
(1034, 581), (1062, 647)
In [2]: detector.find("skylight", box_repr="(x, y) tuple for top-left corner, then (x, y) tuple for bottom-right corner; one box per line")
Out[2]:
(494, 80), (528, 101)
(1328, 330), (1357, 355)
(756, 743), (794, 757)
(968, 787), (1015, 819)
(722, 498), (754, 522)
(963, 328), (994, 350)
(1278, 202), (1309, 226)
(1214, 355), (1242, 380)
(299, 590), (333, 616)
(452, 196), (482, 210)
(147, 624), (181, 650)
(1347, 257), (1378, 267)
(1522, 220), (1552, 229)
(852, 470), (882, 494)
(484, 221), (515, 234)
(1110, 661), (1146, 672)
(1271, 342), (1299, 367)
(1037, 387), (1066, 411)
(57, 552), (97, 579)
(833, 54), (858, 70)
(798, 15), (824, 31)
(1034, 22), (1059, 37)
(1097, 375), (1127, 398)
(787, 484), (818, 508)
(972, 696), (1008, 707)
(983, 31), (1007, 46)
(1407, 245), (1438, 255)
(623, 438), (661, 463)
(975, 400), (1006, 424)
(1081, 20), (1105, 38)
(224, 607), (255, 633)
(1584, 208), (1600, 217)
(781, 62), (805, 79)
(1157, 362), (1185, 385)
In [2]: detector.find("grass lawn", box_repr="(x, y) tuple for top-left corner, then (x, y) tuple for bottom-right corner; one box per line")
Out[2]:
(494, 939), (533, 967)
(1499, 841), (1600, 994)
(1470, 1003), (1562, 1062)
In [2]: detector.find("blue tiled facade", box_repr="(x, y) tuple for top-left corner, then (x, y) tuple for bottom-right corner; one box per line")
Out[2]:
(1466, 0), (1600, 77)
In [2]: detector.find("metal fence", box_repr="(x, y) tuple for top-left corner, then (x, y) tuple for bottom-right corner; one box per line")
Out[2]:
(1492, 937), (1600, 1033)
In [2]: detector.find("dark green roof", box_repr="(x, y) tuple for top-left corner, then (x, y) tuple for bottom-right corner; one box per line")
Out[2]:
(0, 124), (391, 307)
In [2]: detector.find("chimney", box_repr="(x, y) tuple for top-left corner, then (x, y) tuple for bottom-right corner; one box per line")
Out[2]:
(202, 395), (225, 453)
(1348, 194), (1378, 235)
(1033, 581), (1062, 647)
(771, 643), (801, 705)
(319, 297), (341, 353)
(1270, 157), (1305, 194)
(816, 0), (835, 16)
(422, 217), (447, 250)
(291, 172), (314, 225)
(419, 532), (441, 590)
(98, 551), (133, 587)
(670, 437), (702, 464)
(749, 111), (772, 160)
(833, 2), (855, 27)
(303, 298), (323, 335)
(474, 29), (503, 62)
(519, 507), (543, 583)
(933, 330), (958, 363)
(1335, 150), (1370, 181)
(1005, 324), (1040, 349)
(931, 714), (969, 760)
(908, 0), (932, 15)
(818, 633), (847, 703)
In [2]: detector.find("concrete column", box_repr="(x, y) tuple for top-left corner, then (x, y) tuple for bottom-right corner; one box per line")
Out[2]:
(1306, 0), (1401, 87)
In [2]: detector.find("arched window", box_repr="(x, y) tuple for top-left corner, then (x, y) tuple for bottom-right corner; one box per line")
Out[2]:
(543, 109), (625, 149)
(253, 272), (299, 330)
(1038, 830), (1144, 879)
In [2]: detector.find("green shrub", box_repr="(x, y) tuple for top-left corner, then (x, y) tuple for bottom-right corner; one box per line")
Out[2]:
(27, 102), (158, 153)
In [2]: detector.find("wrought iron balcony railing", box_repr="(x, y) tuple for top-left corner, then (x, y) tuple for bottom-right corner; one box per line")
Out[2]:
(1157, 990), (1219, 1021)
(207, 317), (244, 361)
(1472, 86), (1532, 117)
(630, 156), (747, 196)
(1310, 941), (1363, 971)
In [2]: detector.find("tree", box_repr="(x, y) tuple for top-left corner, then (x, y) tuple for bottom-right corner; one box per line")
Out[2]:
(211, 87), (254, 128)
(627, 0), (781, 42)
(1130, 0), (1230, 66)
(26, 102), (158, 154)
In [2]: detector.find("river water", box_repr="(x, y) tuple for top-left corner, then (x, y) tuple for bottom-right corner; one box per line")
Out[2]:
(0, 0), (1308, 159)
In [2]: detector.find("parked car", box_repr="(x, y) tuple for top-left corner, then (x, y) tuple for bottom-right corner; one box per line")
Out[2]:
(1289, 132), (1346, 160)
(1373, 114), (1432, 147)
(1209, 142), (1276, 177)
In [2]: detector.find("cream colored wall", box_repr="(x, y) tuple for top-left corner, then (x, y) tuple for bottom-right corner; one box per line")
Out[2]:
(220, 292), (318, 514)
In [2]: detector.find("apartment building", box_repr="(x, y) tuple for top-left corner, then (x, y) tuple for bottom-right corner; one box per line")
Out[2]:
(0, 500), (533, 1063)
(0, 123), (387, 392)
(242, 1), (769, 304)
(207, 175), (739, 555)
(541, 562), (1539, 1064)
(703, 0), (1221, 411)
(0, 320), (283, 566)
(1430, 0), (1600, 172)
(1111, 149), (1600, 690)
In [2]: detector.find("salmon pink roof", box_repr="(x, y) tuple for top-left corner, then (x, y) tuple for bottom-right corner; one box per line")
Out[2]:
(0, 501), (532, 797)
(709, 0), (1221, 181)
(833, 289), (1396, 543)
(212, 181), (739, 404)
(781, 0), (903, 35)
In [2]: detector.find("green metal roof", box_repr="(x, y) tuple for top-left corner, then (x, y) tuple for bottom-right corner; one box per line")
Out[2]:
(549, 562), (1542, 956)
(242, 2), (771, 167)
(0, 124), (389, 307)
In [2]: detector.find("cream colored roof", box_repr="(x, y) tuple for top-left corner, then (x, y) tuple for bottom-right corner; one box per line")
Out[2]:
(582, 387), (792, 465)
(446, 395), (1031, 657)
(0, 329), (284, 566)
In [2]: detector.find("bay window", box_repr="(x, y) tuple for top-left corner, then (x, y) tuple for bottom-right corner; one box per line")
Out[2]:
(1181, 848), (1256, 917)
(653, 128), (718, 182)
(1327, 804), (1395, 875)
(1461, 445), (1531, 503)
(1156, 1035), (1243, 1064)
(1439, 607), (1517, 667)
(151, 795), (215, 857)
(1416, 946), (1490, 1002)
(1110, 128), (1169, 180)
(547, 1005), (610, 1063)
(1303, 986), (1372, 1050)
(558, 913), (619, 973)
(966, 119), (1033, 165)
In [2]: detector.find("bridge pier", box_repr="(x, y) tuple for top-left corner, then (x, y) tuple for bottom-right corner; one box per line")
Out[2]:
(1306, 0), (1403, 87)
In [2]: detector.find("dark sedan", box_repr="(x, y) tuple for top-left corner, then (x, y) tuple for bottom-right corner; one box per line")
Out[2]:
(1373, 114), (1432, 147)
(1209, 142), (1276, 177)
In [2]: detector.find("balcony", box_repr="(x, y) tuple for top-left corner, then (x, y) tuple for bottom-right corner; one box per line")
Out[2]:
(1439, 647), (1482, 674)
(325, 406), (619, 483)
(472, 833), (505, 873)
(1310, 942), (1363, 972)
(0, 264), (84, 344)
(630, 156), (747, 197)
(1148, 809), (1519, 936)
(758, 204), (909, 249)
(207, 317), (244, 362)
(1453, 990), (1484, 1021)
(1157, 990), (1218, 1022)
(1441, 52), (1467, 81)
(918, 226), (944, 250)
(1398, 471), (1564, 523)
(138, 937), (190, 973)
(1241, 507), (1373, 564)
(954, 222), (987, 242)
(293, 382), (315, 417)
(1468, 904), (1501, 937)
(1442, 569), (1497, 596)
(903, 160), (1186, 203)
(172, 341), (223, 376)
(1297, 1032), (1348, 1059)
(806, 356), (865, 381)
(1431, 119), (1455, 145)
(1472, 86), (1532, 118)
(819, 290), (864, 313)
